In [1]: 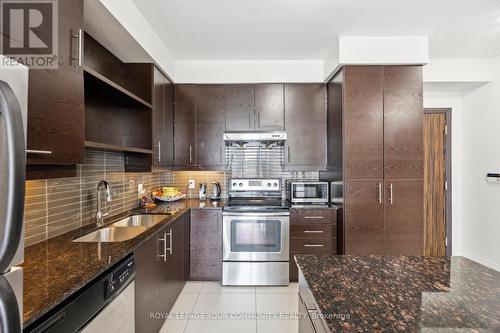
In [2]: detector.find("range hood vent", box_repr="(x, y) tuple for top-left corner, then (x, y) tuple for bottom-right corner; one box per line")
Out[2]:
(223, 132), (287, 147)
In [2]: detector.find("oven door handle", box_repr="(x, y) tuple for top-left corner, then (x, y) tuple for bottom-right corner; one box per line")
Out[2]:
(222, 211), (290, 217)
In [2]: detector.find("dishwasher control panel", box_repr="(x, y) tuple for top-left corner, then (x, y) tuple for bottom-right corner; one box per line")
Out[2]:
(105, 257), (135, 300)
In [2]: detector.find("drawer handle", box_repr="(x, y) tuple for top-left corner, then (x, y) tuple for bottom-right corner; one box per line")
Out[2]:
(304, 216), (324, 219)
(304, 244), (324, 247)
(303, 230), (324, 234)
(27, 149), (52, 155)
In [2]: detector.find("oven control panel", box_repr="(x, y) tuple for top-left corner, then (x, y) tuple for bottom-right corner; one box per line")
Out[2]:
(229, 179), (281, 191)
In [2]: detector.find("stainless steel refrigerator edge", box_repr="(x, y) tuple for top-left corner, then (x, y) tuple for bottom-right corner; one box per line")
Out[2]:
(0, 55), (28, 332)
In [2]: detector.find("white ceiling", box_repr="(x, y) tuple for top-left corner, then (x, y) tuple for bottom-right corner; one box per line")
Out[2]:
(132, 0), (500, 61)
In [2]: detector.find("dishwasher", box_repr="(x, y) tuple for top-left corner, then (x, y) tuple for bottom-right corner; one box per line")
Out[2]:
(27, 255), (135, 333)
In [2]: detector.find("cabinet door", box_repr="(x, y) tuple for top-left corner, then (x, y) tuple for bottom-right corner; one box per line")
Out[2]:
(284, 84), (326, 170)
(344, 66), (384, 179)
(344, 180), (385, 255)
(190, 210), (222, 280)
(27, 65), (84, 165)
(255, 84), (284, 131)
(196, 85), (226, 166)
(165, 215), (187, 309)
(58, 0), (84, 72)
(225, 85), (254, 131)
(152, 67), (165, 166)
(135, 225), (169, 333)
(384, 180), (423, 255)
(174, 85), (196, 166)
(383, 66), (424, 179)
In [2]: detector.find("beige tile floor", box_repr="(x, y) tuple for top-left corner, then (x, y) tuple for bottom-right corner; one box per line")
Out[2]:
(159, 281), (299, 333)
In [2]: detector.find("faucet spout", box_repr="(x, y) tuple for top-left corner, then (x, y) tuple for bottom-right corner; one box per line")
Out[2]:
(96, 180), (112, 227)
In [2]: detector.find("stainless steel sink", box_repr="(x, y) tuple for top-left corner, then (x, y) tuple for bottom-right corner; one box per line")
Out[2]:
(111, 214), (168, 228)
(73, 226), (148, 242)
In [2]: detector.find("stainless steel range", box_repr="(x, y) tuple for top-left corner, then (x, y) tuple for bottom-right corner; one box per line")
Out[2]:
(222, 178), (289, 286)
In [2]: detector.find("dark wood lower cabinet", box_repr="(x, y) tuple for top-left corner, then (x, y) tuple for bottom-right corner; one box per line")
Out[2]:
(289, 208), (337, 282)
(135, 213), (188, 333)
(190, 209), (222, 280)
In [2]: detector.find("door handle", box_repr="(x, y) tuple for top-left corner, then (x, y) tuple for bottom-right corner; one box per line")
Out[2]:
(156, 141), (161, 162)
(27, 149), (52, 155)
(0, 82), (25, 274)
(220, 146), (223, 164)
(257, 112), (261, 129)
(167, 229), (173, 255)
(303, 230), (324, 234)
(304, 244), (324, 247)
(377, 182), (382, 204)
(287, 146), (291, 164)
(304, 216), (324, 219)
(159, 233), (167, 262)
(0, 276), (22, 333)
(248, 113), (252, 129)
(189, 145), (193, 164)
(389, 183), (393, 205)
(71, 29), (83, 67)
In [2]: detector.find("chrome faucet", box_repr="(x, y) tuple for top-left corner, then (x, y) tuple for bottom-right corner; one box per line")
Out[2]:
(96, 180), (112, 227)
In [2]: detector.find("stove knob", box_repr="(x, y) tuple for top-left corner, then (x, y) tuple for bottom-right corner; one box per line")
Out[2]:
(273, 183), (278, 187)
(232, 183), (237, 187)
(239, 183), (243, 187)
(267, 183), (272, 187)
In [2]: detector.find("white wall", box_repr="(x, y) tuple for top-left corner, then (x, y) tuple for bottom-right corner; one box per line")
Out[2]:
(459, 55), (500, 271)
(175, 60), (324, 83)
(423, 92), (463, 257)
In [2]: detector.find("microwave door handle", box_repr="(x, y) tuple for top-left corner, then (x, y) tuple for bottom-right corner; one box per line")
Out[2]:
(0, 272), (22, 333)
(0, 81), (25, 273)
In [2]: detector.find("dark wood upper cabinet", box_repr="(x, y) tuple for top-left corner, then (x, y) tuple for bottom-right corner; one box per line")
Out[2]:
(344, 66), (384, 180)
(254, 84), (284, 131)
(225, 85), (254, 131)
(284, 83), (327, 170)
(383, 66), (424, 179)
(384, 179), (423, 255)
(174, 85), (196, 166)
(196, 85), (226, 166)
(153, 67), (174, 166)
(26, 0), (84, 172)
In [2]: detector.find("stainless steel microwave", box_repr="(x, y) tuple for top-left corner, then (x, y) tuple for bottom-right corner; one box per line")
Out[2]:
(287, 181), (329, 204)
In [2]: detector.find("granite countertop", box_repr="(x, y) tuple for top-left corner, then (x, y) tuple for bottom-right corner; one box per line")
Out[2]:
(295, 255), (500, 332)
(22, 199), (222, 328)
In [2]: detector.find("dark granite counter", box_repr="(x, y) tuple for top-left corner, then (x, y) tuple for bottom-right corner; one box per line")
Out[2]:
(295, 255), (500, 332)
(22, 199), (222, 328)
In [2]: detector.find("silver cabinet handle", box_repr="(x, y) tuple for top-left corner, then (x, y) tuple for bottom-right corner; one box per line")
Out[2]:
(304, 230), (324, 234)
(189, 146), (193, 164)
(220, 146), (223, 163)
(27, 149), (52, 155)
(287, 146), (291, 163)
(304, 216), (324, 219)
(167, 229), (173, 255)
(156, 141), (161, 162)
(377, 182), (382, 204)
(389, 183), (393, 205)
(71, 28), (83, 67)
(248, 113), (252, 129)
(304, 244), (324, 247)
(257, 112), (261, 129)
(159, 233), (167, 262)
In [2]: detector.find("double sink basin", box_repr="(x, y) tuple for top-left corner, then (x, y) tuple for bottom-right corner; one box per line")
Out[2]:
(73, 214), (171, 243)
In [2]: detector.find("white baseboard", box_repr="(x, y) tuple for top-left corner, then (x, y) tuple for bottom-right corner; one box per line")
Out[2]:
(462, 251), (500, 272)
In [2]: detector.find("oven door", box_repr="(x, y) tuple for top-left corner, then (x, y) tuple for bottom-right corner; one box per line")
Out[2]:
(223, 212), (289, 261)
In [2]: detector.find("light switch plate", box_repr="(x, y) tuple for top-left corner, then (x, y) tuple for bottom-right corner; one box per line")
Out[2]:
(138, 183), (145, 195)
(188, 180), (195, 189)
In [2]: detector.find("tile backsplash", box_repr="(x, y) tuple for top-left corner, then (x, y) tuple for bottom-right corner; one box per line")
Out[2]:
(23, 149), (320, 247)
(23, 150), (173, 247)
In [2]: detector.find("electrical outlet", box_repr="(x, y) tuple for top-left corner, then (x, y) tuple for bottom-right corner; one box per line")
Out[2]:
(138, 183), (145, 196)
(188, 180), (195, 189)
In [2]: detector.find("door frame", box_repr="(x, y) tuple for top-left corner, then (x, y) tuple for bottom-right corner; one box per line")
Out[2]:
(423, 108), (452, 256)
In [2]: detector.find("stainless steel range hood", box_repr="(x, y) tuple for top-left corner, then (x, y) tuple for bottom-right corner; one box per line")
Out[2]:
(223, 131), (287, 146)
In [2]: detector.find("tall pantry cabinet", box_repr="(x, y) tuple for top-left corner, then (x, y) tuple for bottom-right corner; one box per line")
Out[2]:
(324, 65), (424, 255)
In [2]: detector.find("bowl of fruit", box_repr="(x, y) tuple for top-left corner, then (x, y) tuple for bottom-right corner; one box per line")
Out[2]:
(152, 187), (186, 202)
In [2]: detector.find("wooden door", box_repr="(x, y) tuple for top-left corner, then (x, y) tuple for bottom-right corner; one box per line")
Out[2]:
(134, 224), (168, 333)
(163, 75), (174, 165)
(152, 67), (165, 166)
(344, 66), (384, 179)
(383, 66), (424, 179)
(174, 85), (196, 166)
(225, 85), (255, 131)
(424, 113), (447, 256)
(255, 84), (284, 131)
(26, 0), (84, 167)
(190, 210), (223, 280)
(384, 180), (423, 255)
(165, 215), (187, 307)
(344, 180), (385, 255)
(284, 84), (327, 170)
(196, 85), (226, 166)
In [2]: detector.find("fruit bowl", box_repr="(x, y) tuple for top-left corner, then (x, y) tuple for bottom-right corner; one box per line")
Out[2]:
(153, 193), (186, 202)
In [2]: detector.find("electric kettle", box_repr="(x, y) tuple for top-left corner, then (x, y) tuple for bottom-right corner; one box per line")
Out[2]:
(209, 182), (221, 200)
(199, 183), (207, 201)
